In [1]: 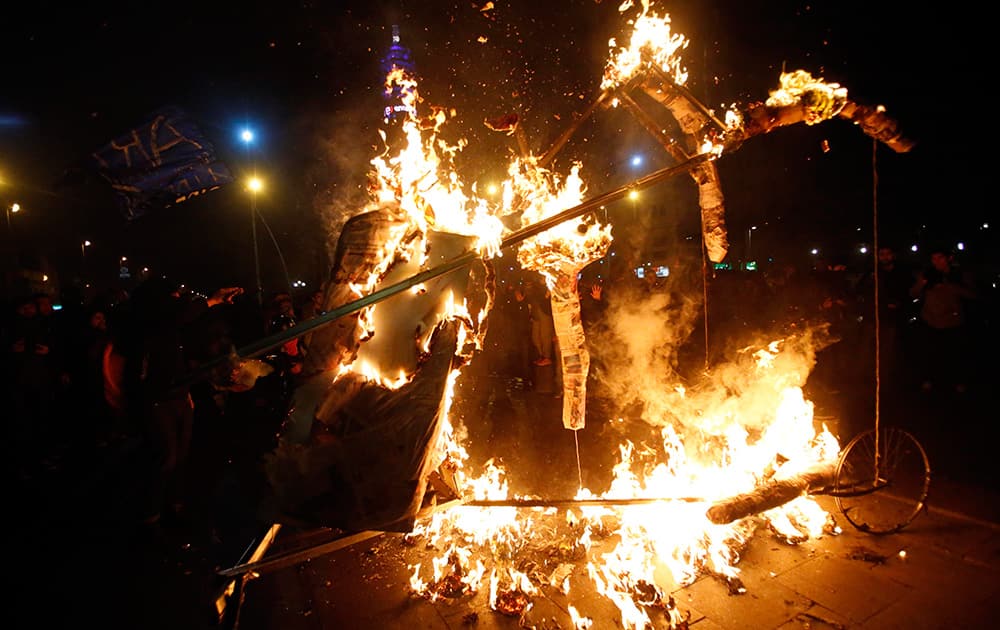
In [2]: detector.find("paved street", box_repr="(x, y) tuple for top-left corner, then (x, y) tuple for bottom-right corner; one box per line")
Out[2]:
(232, 492), (999, 630)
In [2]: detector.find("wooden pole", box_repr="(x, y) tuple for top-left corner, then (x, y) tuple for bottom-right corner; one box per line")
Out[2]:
(461, 496), (706, 508)
(174, 151), (714, 390)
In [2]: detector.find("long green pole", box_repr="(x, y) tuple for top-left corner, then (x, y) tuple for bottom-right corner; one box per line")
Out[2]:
(179, 152), (713, 386)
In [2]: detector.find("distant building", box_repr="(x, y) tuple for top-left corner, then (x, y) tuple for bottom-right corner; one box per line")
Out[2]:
(380, 24), (417, 125)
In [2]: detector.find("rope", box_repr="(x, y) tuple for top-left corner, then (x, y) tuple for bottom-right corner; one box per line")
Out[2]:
(701, 227), (710, 371)
(871, 139), (882, 465)
(574, 430), (583, 490)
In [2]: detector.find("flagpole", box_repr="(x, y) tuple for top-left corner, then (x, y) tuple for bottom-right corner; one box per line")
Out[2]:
(242, 123), (265, 306)
(254, 206), (293, 297)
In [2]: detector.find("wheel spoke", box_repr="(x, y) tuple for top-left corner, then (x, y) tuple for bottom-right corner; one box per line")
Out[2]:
(833, 427), (930, 535)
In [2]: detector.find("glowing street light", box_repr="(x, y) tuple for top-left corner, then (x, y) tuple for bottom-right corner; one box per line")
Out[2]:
(81, 239), (92, 258)
(6, 201), (21, 230)
(630, 154), (643, 168)
(241, 128), (255, 144)
(627, 189), (639, 201)
(247, 176), (263, 193)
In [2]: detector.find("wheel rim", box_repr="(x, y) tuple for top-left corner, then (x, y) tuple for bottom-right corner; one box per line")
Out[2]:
(834, 426), (931, 534)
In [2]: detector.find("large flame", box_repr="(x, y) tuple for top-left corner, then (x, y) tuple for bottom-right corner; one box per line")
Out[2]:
(766, 69), (849, 124)
(406, 336), (842, 627)
(333, 13), (847, 629)
(371, 67), (505, 255)
(602, 0), (689, 91)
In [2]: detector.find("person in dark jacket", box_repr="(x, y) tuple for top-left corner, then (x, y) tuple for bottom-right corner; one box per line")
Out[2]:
(909, 248), (977, 393)
(123, 278), (243, 526)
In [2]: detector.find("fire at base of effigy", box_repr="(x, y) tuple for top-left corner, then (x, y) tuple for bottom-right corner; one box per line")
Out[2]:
(237, 2), (921, 628)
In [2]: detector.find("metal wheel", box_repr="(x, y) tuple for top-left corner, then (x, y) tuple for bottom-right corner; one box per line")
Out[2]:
(834, 426), (931, 534)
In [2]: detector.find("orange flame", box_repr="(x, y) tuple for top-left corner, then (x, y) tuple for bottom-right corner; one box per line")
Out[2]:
(602, 1), (689, 91)
(353, 26), (844, 630)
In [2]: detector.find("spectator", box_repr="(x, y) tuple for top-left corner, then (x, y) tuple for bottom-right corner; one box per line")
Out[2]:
(5, 296), (53, 478)
(522, 277), (555, 367)
(121, 277), (244, 528)
(299, 288), (325, 355)
(909, 247), (977, 393)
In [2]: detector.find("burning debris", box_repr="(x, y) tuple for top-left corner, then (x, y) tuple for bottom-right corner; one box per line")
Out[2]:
(509, 159), (612, 429)
(237, 2), (921, 628)
(847, 545), (889, 566)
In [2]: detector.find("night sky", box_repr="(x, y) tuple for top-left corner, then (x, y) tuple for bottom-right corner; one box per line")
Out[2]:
(1, 1), (992, 298)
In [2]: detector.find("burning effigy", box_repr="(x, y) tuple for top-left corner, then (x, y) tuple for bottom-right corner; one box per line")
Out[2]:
(253, 1), (917, 628)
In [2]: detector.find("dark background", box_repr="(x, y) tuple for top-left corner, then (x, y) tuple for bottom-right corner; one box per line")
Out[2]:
(1, 0), (994, 298)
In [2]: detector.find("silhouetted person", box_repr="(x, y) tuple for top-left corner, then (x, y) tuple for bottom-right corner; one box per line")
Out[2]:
(122, 278), (243, 528)
(523, 278), (555, 367)
(909, 248), (976, 393)
(5, 296), (52, 478)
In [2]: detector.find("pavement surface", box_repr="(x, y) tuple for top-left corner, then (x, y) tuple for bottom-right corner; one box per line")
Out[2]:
(11, 362), (1000, 630)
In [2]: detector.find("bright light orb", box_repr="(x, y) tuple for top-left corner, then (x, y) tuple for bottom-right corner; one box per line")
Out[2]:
(631, 155), (643, 167)
(11, 202), (20, 213)
(628, 190), (639, 201)
(248, 177), (263, 193)
(241, 129), (254, 143)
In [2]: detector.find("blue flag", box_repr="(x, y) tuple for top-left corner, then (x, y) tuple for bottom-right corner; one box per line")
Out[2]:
(90, 106), (234, 220)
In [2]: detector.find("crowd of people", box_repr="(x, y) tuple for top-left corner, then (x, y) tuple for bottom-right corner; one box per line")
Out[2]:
(2, 280), (322, 554)
(479, 244), (990, 423)
(744, 245), (982, 394)
(3, 243), (991, 554)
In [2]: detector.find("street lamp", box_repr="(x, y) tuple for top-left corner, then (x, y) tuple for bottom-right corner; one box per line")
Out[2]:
(746, 225), (757, 269)
(6, 201), (21, 230)
(81, 239), (91, 258)
(247, 176), (264, 305)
